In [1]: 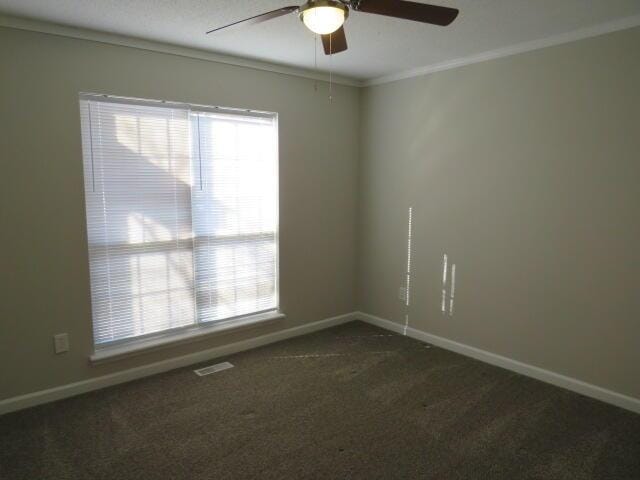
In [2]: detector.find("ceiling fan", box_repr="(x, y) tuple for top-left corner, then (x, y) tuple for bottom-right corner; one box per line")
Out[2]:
(206, 0), (459, 55)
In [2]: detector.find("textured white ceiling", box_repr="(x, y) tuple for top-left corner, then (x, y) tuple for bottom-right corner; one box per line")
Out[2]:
(1, 0), (640, 81)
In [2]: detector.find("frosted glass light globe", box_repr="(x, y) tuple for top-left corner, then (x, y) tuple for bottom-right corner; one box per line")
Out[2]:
(302, 5), (346, 35)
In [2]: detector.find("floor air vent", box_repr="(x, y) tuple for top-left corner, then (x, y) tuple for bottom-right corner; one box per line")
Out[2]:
(194, 362), (234, 376)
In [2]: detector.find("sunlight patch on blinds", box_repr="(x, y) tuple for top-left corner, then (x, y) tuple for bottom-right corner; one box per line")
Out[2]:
(80, 96), (278, 346)
(192, 111), (278, 323)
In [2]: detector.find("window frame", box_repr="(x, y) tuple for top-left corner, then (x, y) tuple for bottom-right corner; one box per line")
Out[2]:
(79, 93), (282, 361)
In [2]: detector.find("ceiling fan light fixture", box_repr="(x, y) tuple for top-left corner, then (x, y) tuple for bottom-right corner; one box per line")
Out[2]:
(299, 0), (348, 35)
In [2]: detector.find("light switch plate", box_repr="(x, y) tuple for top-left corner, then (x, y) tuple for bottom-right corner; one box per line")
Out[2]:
(54, 333), (69, 354)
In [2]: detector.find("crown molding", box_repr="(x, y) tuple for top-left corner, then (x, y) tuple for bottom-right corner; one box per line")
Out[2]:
(0, 14), (364, 88)
(2, 12), (640, 89)
(364, 14), (640, 87)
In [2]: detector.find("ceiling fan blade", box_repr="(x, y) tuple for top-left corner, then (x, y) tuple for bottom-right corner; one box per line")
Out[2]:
(321, 26), (348, 55)
(353, 0), (459, 26)
(206, 6), (298, 34)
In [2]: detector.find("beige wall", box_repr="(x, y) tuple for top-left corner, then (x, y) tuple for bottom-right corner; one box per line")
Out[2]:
(3, 23), (639, 404)
(358, 26), (640, 399)
(0, 26), (359, 400)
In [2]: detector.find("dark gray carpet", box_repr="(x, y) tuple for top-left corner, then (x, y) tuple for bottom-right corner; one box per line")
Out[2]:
(1, 320), (639, 480)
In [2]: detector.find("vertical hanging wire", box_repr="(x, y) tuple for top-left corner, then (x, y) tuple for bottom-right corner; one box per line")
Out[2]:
(87, 101), (96, 192)
(403, 206), (413, 335)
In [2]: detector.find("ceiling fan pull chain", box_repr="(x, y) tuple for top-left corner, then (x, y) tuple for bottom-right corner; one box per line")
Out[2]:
(314, 33), (318, 92)
(329, 33), (333, 103)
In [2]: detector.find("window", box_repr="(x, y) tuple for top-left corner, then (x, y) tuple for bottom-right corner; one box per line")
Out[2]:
(80, 94), (279, 349)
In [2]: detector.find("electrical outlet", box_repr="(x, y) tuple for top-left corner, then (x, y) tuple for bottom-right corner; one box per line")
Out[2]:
(398, 286), (407, 302)
(54, 333), (69, 354)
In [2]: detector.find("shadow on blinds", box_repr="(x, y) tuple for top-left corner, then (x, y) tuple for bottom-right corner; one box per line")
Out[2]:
(84, 105), (198, 344)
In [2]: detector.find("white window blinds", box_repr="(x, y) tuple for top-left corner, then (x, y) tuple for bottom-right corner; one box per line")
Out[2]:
(80, 95), (278, 346)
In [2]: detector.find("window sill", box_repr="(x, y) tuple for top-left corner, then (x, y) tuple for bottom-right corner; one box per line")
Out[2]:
(90, 311), (285, 365)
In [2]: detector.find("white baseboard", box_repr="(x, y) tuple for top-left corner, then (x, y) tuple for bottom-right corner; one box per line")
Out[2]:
(0, 312), (358, 416)
(357, 312), (640, 415)
(5, 311), (637, 417)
